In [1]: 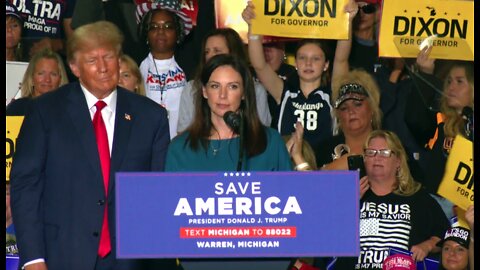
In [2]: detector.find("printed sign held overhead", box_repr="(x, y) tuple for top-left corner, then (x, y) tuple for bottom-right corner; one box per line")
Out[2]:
(249, 0), (351, 40)
(379, 0), (474, 60)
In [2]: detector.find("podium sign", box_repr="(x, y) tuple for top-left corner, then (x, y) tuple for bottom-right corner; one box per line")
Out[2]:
(6, 256), (19, 270)
(116, 171), (360, 258)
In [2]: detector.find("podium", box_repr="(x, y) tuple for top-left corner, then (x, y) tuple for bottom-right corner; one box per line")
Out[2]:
(115, 171), (360, 269)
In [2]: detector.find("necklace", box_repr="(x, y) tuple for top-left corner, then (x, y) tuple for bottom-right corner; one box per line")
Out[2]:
(209, 129), (235, 156)
(151, 54), (173, 106)
(210, 140), (222, 156)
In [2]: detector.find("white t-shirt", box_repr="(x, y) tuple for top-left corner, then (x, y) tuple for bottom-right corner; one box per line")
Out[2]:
(140, 54), (187, 139)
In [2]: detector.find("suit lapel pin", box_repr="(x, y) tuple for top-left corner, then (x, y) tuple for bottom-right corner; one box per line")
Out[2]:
(124, 113), (131, 121)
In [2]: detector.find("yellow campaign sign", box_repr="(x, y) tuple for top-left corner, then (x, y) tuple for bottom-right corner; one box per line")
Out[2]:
(215, 0), (299, 44)
(6, 116), (24, 181)
(250, 0), (350, 39)
(379, 0), (474, 61)
(215, 0), (250, 43)
(437, 135), (473, 210)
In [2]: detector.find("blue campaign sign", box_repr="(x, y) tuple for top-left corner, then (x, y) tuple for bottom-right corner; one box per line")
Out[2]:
(6, 256), (19, 270)
(115, 171), (359, 258)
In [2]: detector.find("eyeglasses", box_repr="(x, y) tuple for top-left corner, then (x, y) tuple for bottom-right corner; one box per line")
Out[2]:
(148, 22), (176, 32)
(364, 149), (395, 158)
(360, 4), (377, 14)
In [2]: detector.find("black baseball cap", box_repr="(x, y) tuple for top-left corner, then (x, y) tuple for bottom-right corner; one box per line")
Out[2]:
(6, 1), (22, 21)
(437, 227), (471, 249)
(334, 83), (369, 109)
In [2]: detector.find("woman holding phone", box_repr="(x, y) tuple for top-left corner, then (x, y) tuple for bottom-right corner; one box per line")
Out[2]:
(332, 130), (450, 269)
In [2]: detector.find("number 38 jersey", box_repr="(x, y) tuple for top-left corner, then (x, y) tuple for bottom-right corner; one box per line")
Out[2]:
(277, 85), (333, 147)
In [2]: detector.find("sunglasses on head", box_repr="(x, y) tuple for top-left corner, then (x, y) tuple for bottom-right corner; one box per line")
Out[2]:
(360, 4), (377, 14)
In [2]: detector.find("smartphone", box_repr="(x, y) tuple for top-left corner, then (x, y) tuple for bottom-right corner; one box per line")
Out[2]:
(347, 155), (366, 178)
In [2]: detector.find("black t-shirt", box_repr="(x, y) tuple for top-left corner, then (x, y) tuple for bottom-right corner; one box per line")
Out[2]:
(333, 188), (449, 269)
(277, 85), (333, 147)
(349, 37), (379, 74)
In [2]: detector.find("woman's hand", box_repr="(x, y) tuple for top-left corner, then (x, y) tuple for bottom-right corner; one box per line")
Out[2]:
(410, 242), (430, 261)
(410, 237), (440, 261)
(345, 0), (359, 22)
(465, 205), (474, 237)
(241, 1), (255, 26)
(359, 176), (369, 199)
(416, 46), (435, 74)
(288, 122), (305, 164)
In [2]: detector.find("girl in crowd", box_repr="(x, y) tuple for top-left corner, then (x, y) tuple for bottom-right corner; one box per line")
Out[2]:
(241, 0), (358, 147)
(177, 27), (271, 133)
(7, 49), (69, 115)
(119, 54), (146, 96)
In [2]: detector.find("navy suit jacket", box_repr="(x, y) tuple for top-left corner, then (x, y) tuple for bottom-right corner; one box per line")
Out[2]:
(10, 82), (170, 269)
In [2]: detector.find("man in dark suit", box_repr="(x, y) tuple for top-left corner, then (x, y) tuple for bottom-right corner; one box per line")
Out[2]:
(10, 21), (175, 270)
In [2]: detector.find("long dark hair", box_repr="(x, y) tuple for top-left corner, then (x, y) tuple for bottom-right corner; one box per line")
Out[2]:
(187, 54), (266, 157)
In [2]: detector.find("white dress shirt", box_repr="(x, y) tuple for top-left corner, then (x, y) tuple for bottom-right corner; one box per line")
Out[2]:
(82, 85), (117, 155)
(22, 86), (117, 268)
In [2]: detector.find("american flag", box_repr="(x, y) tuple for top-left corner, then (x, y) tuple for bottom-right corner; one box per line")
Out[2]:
(360, 217), (411, 251)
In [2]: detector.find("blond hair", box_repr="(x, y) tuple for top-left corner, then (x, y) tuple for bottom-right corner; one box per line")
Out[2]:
(332, 69), (382, 135)
(67, 21), (123, 64)
(440, 61), (474, 138)
(364, 130), (421, 196)
(119, 54), (146, 96)
(20, 49), (68, 98)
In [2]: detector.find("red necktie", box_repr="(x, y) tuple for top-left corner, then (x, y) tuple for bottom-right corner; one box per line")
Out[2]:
(93, 101), (111, 257)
